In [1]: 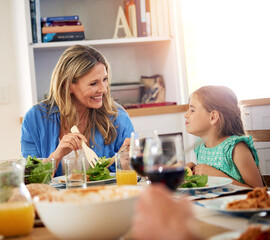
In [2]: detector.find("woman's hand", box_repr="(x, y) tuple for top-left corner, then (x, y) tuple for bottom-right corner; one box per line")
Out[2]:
(119, 138), (130, 152)
(132, 184), (201, 240)
(49, 133), (87, 167)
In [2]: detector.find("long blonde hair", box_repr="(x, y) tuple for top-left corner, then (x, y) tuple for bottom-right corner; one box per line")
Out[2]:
(193, 85), (245, 137)
(44, 45), (118, 145)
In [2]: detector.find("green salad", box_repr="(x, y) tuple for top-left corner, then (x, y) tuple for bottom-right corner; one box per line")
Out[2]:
(24, 156), (54, 184)
(180, 168), (208, 188)
(86, 156), (114, 181)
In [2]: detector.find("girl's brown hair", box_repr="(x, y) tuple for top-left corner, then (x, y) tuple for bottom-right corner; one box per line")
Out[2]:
(193, 85), (245, 137)
(45, 45), (118, 145)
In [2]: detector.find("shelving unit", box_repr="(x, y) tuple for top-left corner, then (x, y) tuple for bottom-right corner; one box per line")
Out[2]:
(12, 0), (187, 115)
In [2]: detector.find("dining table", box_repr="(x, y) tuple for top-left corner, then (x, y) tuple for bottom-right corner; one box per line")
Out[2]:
(6, 178), (270, 240)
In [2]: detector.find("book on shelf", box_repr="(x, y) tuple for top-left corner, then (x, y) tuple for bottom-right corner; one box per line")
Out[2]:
(35, 0), (42, 43)
(29, 0), (37, 43)
(135, 0), (147, 37)
(149, 0), (170, 37)
(124, 0), (137, 37)
(42, 31), (85, 43)
(145, 0), (151, 36)
(161, 0), (170, 36)
(42, 20), (82, 27)
(149, 0), (158, 36)
(29, 0), (42, 43)
(42, 25), (85, 34)
(41, 15), (79, 22)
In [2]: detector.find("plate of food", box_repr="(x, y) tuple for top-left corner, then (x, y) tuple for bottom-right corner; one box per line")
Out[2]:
(178, 176), (233, 191)
(209, 225), (270, 240)
(51, 173), (116, 187)
(51, 156), (116, 187)
(204, 187), (270, 214)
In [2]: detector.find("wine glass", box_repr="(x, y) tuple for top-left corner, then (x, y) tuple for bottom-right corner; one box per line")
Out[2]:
(129, 130), (158, 177)
(143, 135), (185, 191)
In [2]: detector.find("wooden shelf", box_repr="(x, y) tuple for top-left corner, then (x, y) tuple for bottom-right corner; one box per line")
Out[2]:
(246, 129), (270, 142)
(126, 104), (188, 117)
(240, 98), (270, 106)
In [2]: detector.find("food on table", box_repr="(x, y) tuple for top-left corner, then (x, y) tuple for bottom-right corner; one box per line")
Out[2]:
(9, 183), (57, 202)
(24, 156), (54, 184)
(226, 187), (270, 210)
(179, 168), (208, 188)
(235, 226), (270, 240)
(85, 156), (114, 181)
(185, 166), (193, 176)
(36, 185), (141, 203)
(0, 202), (34, 237)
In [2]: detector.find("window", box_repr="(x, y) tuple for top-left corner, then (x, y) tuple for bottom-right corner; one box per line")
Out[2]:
(180, 0), (270, 100)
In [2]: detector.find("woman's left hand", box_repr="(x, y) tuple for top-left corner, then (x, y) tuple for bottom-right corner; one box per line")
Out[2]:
(119, 138), (130, 153)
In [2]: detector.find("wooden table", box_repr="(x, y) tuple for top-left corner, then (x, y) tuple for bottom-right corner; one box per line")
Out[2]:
(6, 220), (230, 240)
(5, 182), (266, 240)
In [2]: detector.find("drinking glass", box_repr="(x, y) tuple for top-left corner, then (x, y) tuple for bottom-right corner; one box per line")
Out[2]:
(64, 150), (87, 189)
(0, 159), (34, 238)
(115, 151), (137, 186)
(143, 135), (185, 191)
(129, 130), (158, 177)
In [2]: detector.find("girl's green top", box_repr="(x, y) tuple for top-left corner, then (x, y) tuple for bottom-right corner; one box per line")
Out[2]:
(194, 135), (259, 183)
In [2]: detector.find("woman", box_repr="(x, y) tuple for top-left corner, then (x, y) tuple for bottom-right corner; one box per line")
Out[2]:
(21, 45), (134, 176)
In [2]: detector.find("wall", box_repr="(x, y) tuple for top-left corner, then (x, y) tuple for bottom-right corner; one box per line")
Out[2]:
(0, 0), (21, 160)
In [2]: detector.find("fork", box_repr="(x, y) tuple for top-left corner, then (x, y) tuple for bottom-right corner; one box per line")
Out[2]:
(70, 126), (99, 168)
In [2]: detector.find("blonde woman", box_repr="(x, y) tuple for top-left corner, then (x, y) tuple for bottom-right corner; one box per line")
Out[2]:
(21, 45), (133, 176)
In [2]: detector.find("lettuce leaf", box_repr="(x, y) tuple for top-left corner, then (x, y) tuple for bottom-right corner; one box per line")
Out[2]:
(86, 156), (113, 181)
(180, 175), (208, 188)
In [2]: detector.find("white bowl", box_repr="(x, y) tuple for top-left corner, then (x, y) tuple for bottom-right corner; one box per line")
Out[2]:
(34, 185), (142, 240)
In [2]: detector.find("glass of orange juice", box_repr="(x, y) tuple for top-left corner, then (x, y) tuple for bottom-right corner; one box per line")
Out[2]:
(0, 160), (35, 238)
(115, 151), (137, 186)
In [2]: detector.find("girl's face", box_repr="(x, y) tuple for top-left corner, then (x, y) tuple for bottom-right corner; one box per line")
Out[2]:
(184, 93), (212, 137)
(70, 63), (108, 110)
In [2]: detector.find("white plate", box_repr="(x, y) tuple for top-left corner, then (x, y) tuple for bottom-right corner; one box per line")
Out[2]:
(204, 193), (270, 214)
(51, 173), (116, 187)
(209, 231), (241, 240)
(178, 176), (233, 191)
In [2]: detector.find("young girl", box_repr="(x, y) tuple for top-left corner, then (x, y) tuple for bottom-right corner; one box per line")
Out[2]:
(185, 86), (263, 188)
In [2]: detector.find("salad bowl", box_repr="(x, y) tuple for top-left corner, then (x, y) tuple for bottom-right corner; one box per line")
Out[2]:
(24, 157), (55, 184)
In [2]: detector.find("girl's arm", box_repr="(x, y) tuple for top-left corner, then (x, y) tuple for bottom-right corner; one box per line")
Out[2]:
(232, 142), (264, 188)
(193, 164), (252, 188)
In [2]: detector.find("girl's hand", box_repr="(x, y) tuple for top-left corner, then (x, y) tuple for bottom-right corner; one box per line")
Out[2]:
(193, 164), (219, 176)
(186, 162), (196, 171)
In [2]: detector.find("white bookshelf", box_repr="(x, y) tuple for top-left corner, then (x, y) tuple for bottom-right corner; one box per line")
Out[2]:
(11, 0), (187, 118)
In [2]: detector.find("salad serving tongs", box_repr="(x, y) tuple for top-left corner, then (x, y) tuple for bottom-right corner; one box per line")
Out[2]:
(70, 125), (99, 168)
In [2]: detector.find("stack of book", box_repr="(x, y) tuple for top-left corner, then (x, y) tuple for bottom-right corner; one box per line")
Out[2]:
(41, 15), (85, 43)
(123, 0), (170, 38)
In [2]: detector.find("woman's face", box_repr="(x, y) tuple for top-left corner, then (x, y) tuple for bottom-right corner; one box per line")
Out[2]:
(184, 93), (212, 137)
(70, 63), (108, 110)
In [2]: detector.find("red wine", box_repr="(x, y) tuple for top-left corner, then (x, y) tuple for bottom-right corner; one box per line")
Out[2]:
(131, 156), (145, 176)
(146, 167), (185, 191)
